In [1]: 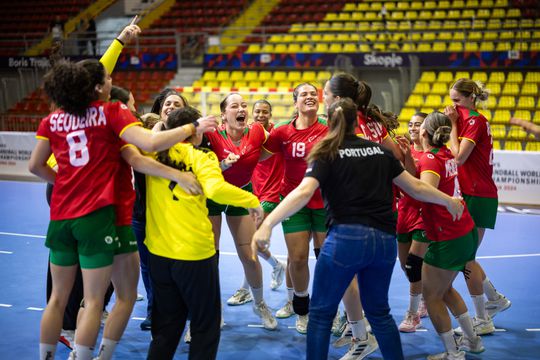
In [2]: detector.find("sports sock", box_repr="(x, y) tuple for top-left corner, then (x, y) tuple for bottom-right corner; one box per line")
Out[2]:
(74, 344), (94, 360)
(482, 277), (500, 301)
(456, 312), (476, 340)
(241, 277), (249, 290)
(349, 320), (368, 341)
(408, 293), (422, 314)
(250, 286), (263, 304)
(287, 287), (294, 302)
(439, 330), (459, 355)
(96, 338), (118, 360)
(266, 255), (278, 267)
(39, 343), (56, 360)
(471, 295), (488, 320)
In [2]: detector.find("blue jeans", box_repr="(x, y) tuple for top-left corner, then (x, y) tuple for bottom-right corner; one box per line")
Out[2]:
(132, 218), (153, 317)
(306, 224), (404, 360)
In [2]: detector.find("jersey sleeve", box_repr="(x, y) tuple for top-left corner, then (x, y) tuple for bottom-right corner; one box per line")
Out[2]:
(262, 126), (282, 154)
(190, 148), (260, 209)
(305, 158), (330, 186)
(418, 152), (443, 178)
(36, 116), (51, 140)
(107, 102), (141, 136)
(459, 115), (484, 145)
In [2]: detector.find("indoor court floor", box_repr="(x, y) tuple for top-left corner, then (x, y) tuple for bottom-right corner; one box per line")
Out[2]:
(0, 180), (539, 359)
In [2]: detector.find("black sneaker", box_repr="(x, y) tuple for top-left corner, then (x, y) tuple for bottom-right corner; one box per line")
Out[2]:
(140, 317), (152, 331)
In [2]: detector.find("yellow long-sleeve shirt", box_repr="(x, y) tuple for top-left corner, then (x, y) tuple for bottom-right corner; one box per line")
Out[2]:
(145, 143), (260, 261)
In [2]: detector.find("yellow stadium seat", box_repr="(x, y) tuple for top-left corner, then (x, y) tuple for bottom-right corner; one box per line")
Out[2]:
(496, 42), (512, 51)
(471, 71), (487, 83)
(500, 31), (514, 40)
(517, 97), (536, 110)
(504, 141), (523, 150)
(230, 71), (244, 81)
(247, 81), (262, 89)
(273, 71), (287, 82)
(302, 71), (317, 83)
(525, 142), (540, 151)
(464, 42), (479, 52)
(487, 19), (501, 30)
(425, 95), (443, 109)
(481, 110), (492, 121)
(462, 9), (475, 18)
(274, 44), (288, 53)
(525, 72), (540, 83)
(417, 43), (432, 52)
(259, 71), (272, 82)
(397, 2), (410, 10)
(405, 11), (418, 20)
(233, 81), (247, 89)
(503, 19), (519, 29)
(488, 72), (506, 83)
(521, 19), (534, 28)
(477, 9), (491, 18)
(322, 34), (337, 42)
(425, 1), (437, 9)
(473, 19), (486, 29)
(433, 42), (447, 51)
(479, 42), (495, 51)
(513, 110), (532, 121)
(534, 111), (540, 124)
(405, 95), (425, 108)
(317, 71), (332, 83)
(420, 72), (437, 83)
(490, 124), (507, 139)
(300, 44), (313, 52)
(328, 43), (343, 53)
(315, 43), (329, 52)
(443, 20), (457, 30)
(295, 34), (309, 43)
(343, 43), (358, 52)
(287, 44), (302, 53)
(360, 44), (372, 52)
(488, 83), (501, 96)
(246, 44), (261, 53)
(454, 71), (469, 80)
(399, 108), (418, 121)
(288, 71), (302, 83)
(277, 81), (292, 89)
(438, 32), (453, 41)
(413, 21), (428, 30)
(433, 10), (446, 19)
(507, 127), (529, 140)
(447, 10), (460, 19)
(325, 13), (338, 22)
(260, 44), (275, 53)
(439, 0), (451, 8)
(493, 140), (501, 150)
(468, 32), (483, 41)
(521, 83), (538, 96)
(431, 83), (448, 95)
(507, 8), (521, 17)
(506, 72), (523, 83)
(492, 110), (511, 123)
(502, 83), (520, 96)
(492, 8), (506, 18)
(437, 71), (454, 83)
(413, 82), (431, 95)
(343, 3), (356, 11)
(497, 96), (516, 109)
(317, 22), (331, 32)
(244, 71), (258, 82)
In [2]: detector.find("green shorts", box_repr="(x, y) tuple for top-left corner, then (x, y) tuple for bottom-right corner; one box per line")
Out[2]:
(207, 183), (251, 216)
(463, 194), (498, 229)
(423, 228), (478, 271)
(281, 205), (327, 234)
(46, 206), (117, 269)
(397, 229), (430, 244)
(115, 225), (138, 255)
(261, 200), (278, 214)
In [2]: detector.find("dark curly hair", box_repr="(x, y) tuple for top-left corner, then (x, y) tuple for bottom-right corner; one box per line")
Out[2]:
(43, 60), (96, 117)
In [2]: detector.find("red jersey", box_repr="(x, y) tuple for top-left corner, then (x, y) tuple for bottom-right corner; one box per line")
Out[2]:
(396, 145), (424, 234)
(206, 122), (267, 187)
(263, 116), (328, 209)
(36, 101), (140, 220)
(418, 146), (474, 241)
(455, 105), (498, 198)
(251, 123), (284, 203)
(115, 142), (136, 226)
(355, 111), (389, 143)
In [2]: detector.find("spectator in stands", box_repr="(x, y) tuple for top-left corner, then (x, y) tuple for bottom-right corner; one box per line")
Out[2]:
(510, 117), (540, 139)
(50, 15), (65, 46)
(445, 78), (510, 333)
(253, 98), (465, 360)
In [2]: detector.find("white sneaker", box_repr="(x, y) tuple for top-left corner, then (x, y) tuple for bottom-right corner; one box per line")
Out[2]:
(275, 300), (294, 318)
(184, 324), (191, 343)
(486, 295), (511, 318)
(398, 311), (421, 333)
(333, 323), (352, 348)
(226, 288), (253, 306)
(136, 293), (144, 301)
(296, 314), (309, 334)
(68, 351), (76, 360)
(253, 300), (278, 330)
(457, 334), (485, 354)
(270, 261), (286, 290)
(454, 316), (495, 336)
(339, 333), (379, 360)
(427, 351), (466, 360)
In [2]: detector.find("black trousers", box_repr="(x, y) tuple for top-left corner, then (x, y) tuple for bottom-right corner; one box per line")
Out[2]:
(147, 253), (221, 360)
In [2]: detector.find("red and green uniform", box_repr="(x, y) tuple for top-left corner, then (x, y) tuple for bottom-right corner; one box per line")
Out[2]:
(36, 100), (140, 220)
(396, 146), (425, 236)
(263, 116), (328, 209)
(251, 123), (284, 204)
(355, 111), (389, 143)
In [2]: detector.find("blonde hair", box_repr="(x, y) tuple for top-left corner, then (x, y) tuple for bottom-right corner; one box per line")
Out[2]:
(423, 112), (452, 147)
(451, 78), (489, 106)
(140, 112), (161, 129)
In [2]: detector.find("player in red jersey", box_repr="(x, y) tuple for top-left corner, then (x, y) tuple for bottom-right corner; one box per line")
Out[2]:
(29, 56), (217, 360)
(395, 112), (431, 333)
(445, 78), (508, 330)
(205, 93), (277, 330)
(262, 83), (328, 334)
(418, 112), (485, 360)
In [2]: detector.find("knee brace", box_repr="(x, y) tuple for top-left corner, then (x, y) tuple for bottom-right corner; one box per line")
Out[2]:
(313, 248), (320, 260)
(405, 253), (423, 283)
(292, 294), (310, 315)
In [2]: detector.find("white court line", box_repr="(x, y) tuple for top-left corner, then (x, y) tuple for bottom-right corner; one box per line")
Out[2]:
(247, 324), (265, 328)
(0, 251), (13, 254)
(0, 231), (45, 239)
(132, 317), (145, 321)
(526, 329), (540, 331)
(0, 304), (13, 307)
(27, 307), (43, 311)
(494, 328), (507, 332)
(2, 232), (540, 261)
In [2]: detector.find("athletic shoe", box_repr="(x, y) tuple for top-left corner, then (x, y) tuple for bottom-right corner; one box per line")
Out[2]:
(275, 301), (294, 318)
(140, 316), (151, 331)
(333, 323), (352, 348)
(454, 316), (495, 336)
(68, 351), (76, 360)
(184, 324), (191, 343)
(296, 314), (309, 334)
(270, 261), (286, 290)
(59, 329), (74, 350)
(398, 311), (421, 333)
(418, 299), (429, 318)
(253, 300), (278, 330)
(331, 310), (343, 335)
(333, 316), (348, 338)
(427, 351), (465, 360)
(226, 288), (253, 306)
(486, 295), (511, 318)
(457, 335), (485, 354)
(339, 333), (379, 360)
(136, 293), (144, 301)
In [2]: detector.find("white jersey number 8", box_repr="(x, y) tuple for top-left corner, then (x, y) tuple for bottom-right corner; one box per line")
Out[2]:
(67, 130), (89, 167)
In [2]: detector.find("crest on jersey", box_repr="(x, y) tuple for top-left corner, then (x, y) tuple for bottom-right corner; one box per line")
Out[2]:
(120, 104), (128, 110)
(469, 119), (475, 126)
(427, 153), (435, 159)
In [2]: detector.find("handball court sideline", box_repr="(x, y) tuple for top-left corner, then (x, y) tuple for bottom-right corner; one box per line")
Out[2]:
(0, 180), (538, 359)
